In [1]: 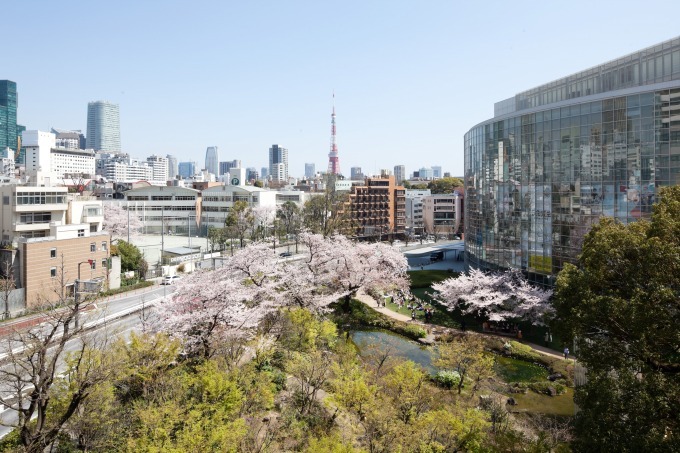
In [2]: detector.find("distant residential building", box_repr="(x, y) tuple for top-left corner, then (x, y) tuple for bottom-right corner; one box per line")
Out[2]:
(343, 175), (405, 239)
(422, 191), (463, 239)
(269, 144), (288, 182)
(305, 163), (315, 179)
(51, 128), (85, 150)
(0, 80), (18, 153)
(432, 166), (442, 179)
(204, 146), (219, 176)
(350, 167), (363, 180)
(86, 101), (121, 152)
(418, 167), (434, 180)
(405, 189), (431, 235)
(246, 167), (259, 181)
(178, 161), (196, 179)
(23, 130), (56, 185)
(219, 160), (241, 176)
(146, 155), (169, 183)
(394, 165), (406, 185)
(101, 155), (153, 182)
(166, 154), (178, 179)
(443, 172), (451, 178)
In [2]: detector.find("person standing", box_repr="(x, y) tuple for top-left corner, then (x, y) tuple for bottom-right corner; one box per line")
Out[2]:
(563, 347), (570, 360)
(545, 331), (550, 345)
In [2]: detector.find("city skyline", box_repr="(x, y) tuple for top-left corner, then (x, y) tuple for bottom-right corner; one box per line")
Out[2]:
(4, 2), (680, 177)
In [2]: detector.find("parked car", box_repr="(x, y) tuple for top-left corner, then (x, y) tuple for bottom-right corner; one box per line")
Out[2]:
(279, 251), (293, 257)
(162, 275), (181, 285)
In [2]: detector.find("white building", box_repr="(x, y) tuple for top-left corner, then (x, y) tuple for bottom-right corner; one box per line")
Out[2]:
(146, 155), (169, 184)
(422, 191), (463, 238)
(269, 144), (288, 182)
(119, 186), (200, 235)
(394, 165), (406, 185)
(201, 182), (276, 232)
(103, 160), (153, 182)
(405, 189), (431, 235)
(51, 148), (96, 178)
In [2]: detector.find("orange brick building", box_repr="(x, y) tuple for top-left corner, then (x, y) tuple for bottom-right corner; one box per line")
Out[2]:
(344, 176), (406, 240)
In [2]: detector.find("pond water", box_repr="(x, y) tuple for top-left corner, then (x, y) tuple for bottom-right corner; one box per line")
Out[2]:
(349, 329), (436, 373)
(349, 329), (575, 416)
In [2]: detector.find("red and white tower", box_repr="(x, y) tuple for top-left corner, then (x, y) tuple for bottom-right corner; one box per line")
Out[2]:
(327, 93), (340, 175)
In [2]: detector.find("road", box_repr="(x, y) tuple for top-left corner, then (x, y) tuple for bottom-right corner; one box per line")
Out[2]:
(0, 285), (171, 439)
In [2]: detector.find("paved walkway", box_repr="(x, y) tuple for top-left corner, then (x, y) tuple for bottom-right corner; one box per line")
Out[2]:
(354, 288), (567, 361)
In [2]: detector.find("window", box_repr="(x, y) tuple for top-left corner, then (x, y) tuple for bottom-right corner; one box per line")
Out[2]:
(2, 196), (8, 205)
(50, 267), (57, 278)
(90, 243), (96, 252)
(102, 258), (108, 269)
(78, 229), (85, 237)
(102, 242), (107, 252)
(90, 261), (96, 270)
(50, 248), (56, 258)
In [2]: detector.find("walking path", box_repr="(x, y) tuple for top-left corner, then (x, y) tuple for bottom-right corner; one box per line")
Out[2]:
(354, 288), (567, 361)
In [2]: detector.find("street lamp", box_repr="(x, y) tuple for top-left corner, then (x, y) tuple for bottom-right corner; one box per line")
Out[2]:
(74, 259), (93, 329)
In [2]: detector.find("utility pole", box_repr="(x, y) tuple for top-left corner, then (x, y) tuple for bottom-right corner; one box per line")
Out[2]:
(75, 260), (93, 329)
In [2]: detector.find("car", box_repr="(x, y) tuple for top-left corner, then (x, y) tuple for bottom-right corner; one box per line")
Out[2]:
(279, 251), (293, 257)
(162, 275), (181, 285)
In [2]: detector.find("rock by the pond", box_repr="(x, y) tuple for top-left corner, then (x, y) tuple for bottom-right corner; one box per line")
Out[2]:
(548, 373), (563, 382)
(547, 386), (558, 397)
(506, 397), (517, 406)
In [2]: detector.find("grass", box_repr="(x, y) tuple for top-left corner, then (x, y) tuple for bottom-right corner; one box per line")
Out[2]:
(407, 270), (456, 288)
(494, 355), (548, 383)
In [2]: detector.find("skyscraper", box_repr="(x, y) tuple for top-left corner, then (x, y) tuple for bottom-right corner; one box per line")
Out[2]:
(0, 80), (18, 152)
(394, 165), (406, 185)
(305, 163), (315, 178)
(350, 167), (363, 180)
(269, 144), (288, 182)
(261, 167), (269, 180)
(432, 166), (442, 179)
(86, 101), (121, 152)
(219, 160), (241, 176)
(205, 146), (219, 176)
(178, 161), (196, 179)
(166, 154), (178, 179)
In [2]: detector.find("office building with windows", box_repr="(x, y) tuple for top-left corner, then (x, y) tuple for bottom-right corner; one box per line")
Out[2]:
(178, 161), (196, 179)
(86, 101), (121, 152)
(0, 80), (19, 153)
(465, 36), (680, 286)
(269, 144), (288, 182)
(305, 163), (315, 179)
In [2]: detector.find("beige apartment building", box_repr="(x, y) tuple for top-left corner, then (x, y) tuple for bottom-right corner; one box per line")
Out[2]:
(18, 227), (110, 308)
(344, 176), (406, 240)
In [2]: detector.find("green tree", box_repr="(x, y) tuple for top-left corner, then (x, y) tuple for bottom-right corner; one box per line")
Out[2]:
(277, 201), (303, 252)
(428, 177), (463, 194)
(303, 176), (350, 237)
(225, 200), (254, 248)
(435, 335), (494, 396)
(553, 186), (680, 451)
(116, 240), (145, 274)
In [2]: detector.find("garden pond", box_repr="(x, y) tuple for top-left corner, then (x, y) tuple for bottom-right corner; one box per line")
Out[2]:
(349, 329), (574, 416)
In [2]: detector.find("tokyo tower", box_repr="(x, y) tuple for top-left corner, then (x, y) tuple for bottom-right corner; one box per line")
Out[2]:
(327, 93), (340, 175)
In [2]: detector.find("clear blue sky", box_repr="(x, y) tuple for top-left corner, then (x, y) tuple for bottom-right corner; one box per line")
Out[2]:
(6, 0), (680, 178)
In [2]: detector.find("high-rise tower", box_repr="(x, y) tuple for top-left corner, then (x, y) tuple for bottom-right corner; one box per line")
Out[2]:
(327, 94), (340, 175)
(86, 101), (121, 152)
(0, 80), (18, 152)
(205, 146), (219, 176)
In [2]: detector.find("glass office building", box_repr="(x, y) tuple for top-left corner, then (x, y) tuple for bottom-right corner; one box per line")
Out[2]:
(0, 80), (18, 152)
(464, 37), (680, 286)
(86, 101), (121, 152)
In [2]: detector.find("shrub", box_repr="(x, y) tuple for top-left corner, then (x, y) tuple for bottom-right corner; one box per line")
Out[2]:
(527, 381), (566, 396)
(434, 370), (461, 388)
(177, 263), (185, 273)
(398, 324), (428, 339)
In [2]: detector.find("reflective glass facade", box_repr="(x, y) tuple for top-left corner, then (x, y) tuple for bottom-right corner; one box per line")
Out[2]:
(0, 80), (18, 152)
(465, 37), (680, 286)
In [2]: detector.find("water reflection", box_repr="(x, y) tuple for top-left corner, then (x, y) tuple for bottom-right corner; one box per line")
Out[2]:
(350, 329), (435, 373)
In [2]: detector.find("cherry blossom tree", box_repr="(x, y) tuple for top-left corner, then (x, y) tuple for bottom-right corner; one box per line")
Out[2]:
(432, 268), (553, 324)
(103, 203), (143, 242)
(159, 243), (280, 358)
(298, 231), (411, 310)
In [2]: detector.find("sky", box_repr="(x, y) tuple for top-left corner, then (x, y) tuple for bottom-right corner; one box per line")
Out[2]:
(5, 0), (680, 178)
